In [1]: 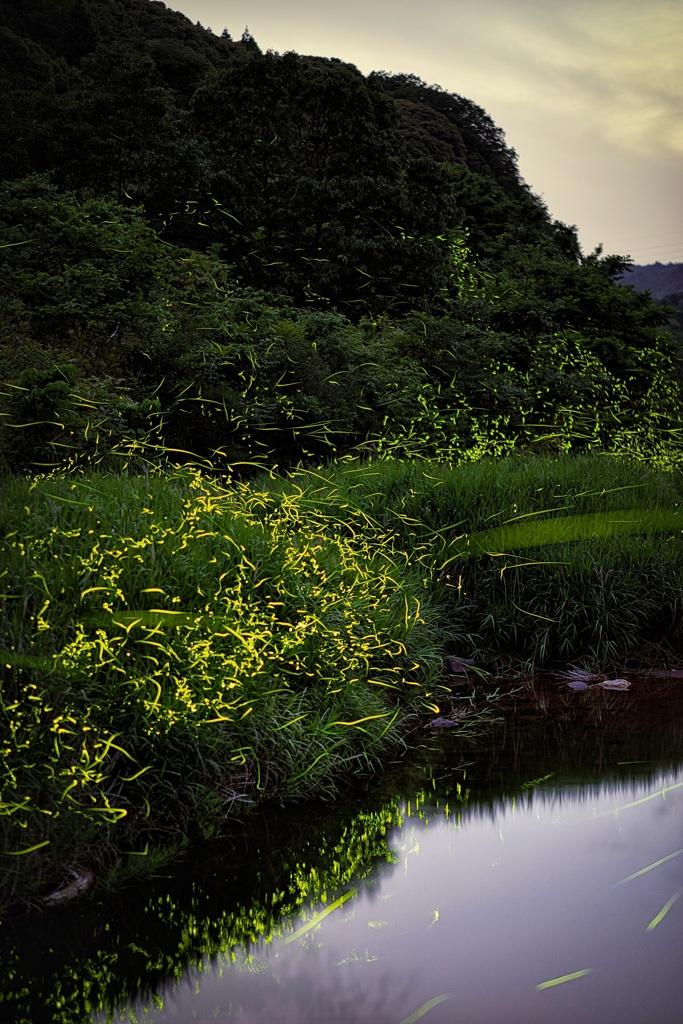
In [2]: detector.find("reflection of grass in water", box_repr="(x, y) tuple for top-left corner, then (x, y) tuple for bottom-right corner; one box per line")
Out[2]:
(2, 760), (680, 1023)
(590, 778), (683, 818)
(1, 799), (405, 1023)
(334, 948), (382, 965)
(399, 994), (451, 1024)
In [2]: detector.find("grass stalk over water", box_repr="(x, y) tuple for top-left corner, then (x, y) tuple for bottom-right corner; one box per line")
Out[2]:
(0, 453), (681, 900)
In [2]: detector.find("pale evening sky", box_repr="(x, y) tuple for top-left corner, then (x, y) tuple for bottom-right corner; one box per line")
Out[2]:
(162, 0), (682, 264)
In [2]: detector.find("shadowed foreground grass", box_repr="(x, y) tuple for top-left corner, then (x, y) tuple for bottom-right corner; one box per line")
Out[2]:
(0, 454), (681, 902)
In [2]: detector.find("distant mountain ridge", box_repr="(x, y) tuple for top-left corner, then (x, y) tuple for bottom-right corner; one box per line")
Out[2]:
(620, 262), (683, 300)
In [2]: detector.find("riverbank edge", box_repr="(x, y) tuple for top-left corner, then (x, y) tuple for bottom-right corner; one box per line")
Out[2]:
(1, 453), (682, 909)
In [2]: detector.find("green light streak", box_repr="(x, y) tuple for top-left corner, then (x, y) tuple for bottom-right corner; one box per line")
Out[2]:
(536, 969), (593, 990)
(276, 889), (357, 949)
(646, 887), (683, 931)
(614, 849), (683, 887)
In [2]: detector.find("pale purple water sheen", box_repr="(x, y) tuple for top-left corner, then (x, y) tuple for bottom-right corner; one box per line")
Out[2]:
(100, 768), (683, 1024)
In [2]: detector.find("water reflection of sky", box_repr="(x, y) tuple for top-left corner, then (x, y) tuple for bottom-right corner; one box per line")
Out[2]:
(109, 771), (682, 1024)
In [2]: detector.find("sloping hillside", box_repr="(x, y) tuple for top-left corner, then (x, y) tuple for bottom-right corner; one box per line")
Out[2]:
(620, 263), (683, 300)
(0, 0), (678, 474)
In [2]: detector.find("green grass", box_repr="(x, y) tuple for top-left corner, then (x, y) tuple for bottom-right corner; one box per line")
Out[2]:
(0, 453), (681, 902)
(0, 465), (448, 901)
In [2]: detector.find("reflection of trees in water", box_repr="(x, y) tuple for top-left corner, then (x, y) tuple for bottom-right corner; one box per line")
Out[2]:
(2, 684), (681, 1023)
(373, 679), (683, 822)
(188, 946), (412, 1024)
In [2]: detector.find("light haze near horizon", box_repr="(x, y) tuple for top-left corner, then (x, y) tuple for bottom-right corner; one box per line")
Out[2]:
(160, 0), (682, 264)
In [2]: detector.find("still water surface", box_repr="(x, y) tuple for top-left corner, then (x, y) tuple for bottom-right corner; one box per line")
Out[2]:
(2, 683), (682, 1023)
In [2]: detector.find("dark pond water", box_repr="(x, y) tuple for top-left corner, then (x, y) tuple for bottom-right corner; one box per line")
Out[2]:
(2, 680), (682, 1024)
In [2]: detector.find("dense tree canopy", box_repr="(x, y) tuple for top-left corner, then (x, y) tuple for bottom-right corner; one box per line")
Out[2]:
(0, 0), (678, 473)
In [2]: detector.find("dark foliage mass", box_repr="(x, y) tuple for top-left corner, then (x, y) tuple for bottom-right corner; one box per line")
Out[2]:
(0, 0), (679, 473)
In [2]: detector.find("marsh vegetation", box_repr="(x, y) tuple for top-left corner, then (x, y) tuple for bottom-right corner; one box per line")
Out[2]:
(1, 455), (681, 904)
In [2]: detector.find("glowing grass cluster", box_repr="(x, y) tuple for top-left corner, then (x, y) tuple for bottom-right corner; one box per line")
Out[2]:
(0, 466), (450, 899)
(1, 453), (681, 901)
(299, 455), (682, 672)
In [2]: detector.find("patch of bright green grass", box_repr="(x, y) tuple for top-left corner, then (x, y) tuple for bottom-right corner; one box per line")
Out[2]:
(252, 454), (683, 672)
(0, 453), (681, 900)
(0, 466), (449, 899)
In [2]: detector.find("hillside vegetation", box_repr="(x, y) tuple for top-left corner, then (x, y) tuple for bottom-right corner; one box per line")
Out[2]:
(0, 0), (679, 473)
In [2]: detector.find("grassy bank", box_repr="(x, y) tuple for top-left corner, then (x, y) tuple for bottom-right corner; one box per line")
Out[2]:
(1, 453), (682, 904)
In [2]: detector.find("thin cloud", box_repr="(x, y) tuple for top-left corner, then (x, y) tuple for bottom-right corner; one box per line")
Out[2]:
(182, 1), (682, 159)
(464, 0), (683, 157)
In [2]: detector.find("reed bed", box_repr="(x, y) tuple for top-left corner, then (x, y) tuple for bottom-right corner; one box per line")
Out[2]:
(0, 466), (447, 900)
(288, 455), (682, 673)
(0, 453), (681, 901)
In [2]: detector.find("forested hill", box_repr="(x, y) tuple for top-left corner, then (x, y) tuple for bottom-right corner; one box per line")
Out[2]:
(619, 263), (683, 301)
(0, 0), (528, 188)
(0, 0), (581, 301)
(0, 0), (679, 474)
